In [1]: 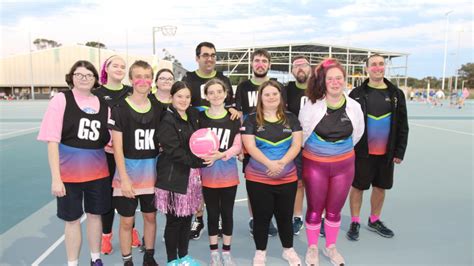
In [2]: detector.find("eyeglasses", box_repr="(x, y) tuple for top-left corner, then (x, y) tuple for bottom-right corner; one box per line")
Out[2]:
(200, 53), (216, 59)
(73, 73), (95, 80)
(158, 77), (174, 82)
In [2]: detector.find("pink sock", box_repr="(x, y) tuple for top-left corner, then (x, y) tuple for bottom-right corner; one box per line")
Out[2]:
(305, 222), (320, 247)
(370, 215), (380, 223)
(324, 219), (341, 247)
(351, 216), (360, 223)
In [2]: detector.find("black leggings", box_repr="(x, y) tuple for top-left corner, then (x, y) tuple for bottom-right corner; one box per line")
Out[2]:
(202, 186), (237, 236)
(164, 214), (193, 262)
(246, 180), (297, 250)
(101, 153), (116, 234)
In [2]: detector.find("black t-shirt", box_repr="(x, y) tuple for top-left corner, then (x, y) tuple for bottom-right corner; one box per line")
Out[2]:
(109, 98), (161, 159)
(314, 101), (353, 142)
(285, 81), (308, 116)
(199, 110), (241, 152)
(182, 71), (233, 109)
(235, 79), (287, 117)
(367, 86), (392, 117)
(148, 93), (170, 112)
(93, 85), (132, 108)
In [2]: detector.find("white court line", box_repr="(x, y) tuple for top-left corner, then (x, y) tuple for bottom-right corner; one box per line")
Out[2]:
(31, 198), (248, 265)
(0, 126), (39, 140)
(409, 122), (474, 136)
(31, 215), (87, 266)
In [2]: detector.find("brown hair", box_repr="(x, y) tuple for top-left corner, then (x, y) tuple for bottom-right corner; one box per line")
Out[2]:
(65, 60), (100, 89)
(251, 49), (271, 63)
(306, 58), (345, 103)
(128, 60), (153, 80)
(203, 78), (228, 95)
(255, 80), (288, 127)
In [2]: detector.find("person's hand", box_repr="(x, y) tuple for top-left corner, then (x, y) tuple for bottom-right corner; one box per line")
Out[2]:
(121, 178), (135, 198)
(228, 108), (242, 120)
(51, 179), (66, 197)
(202, 151), (225, 167)
(266, 160), (284, 176)
(393, 157), (403, 164)
(238, 153), (245, 162)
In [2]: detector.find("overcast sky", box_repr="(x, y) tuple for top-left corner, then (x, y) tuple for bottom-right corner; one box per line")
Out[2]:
(1, 0), (472, 78)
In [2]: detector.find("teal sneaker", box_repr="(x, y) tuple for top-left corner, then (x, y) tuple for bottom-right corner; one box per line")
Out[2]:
(179, 255), (201, 266)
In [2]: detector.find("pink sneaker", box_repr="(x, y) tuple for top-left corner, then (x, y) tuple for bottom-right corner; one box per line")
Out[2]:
(322, 245), (345, 266)
(305, 245), (319, 266)
(282, 248), (302, 266)
(253, 250), (266, 266)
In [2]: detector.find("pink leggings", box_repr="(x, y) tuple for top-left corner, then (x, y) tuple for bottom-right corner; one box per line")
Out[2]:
(302, 155), (355, 225)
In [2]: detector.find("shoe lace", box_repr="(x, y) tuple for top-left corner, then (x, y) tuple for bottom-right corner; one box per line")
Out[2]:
(350, 222), (359, 231)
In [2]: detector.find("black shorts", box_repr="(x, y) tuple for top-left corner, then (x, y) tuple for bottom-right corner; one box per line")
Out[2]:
(114, 194), (157, 217)
(57, 177), (111, 221)
(352, 155), (394, 190)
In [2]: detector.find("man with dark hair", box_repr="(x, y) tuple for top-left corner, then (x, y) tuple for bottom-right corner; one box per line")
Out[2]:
(346, 54), (409, 241)
(284, 55), (311, 236)
(235, 48), (282, 237)
(183, 42), (238, 115)
(183, 41), (240, 240)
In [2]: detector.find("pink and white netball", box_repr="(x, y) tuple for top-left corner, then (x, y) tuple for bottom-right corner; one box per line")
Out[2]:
(189, 128), (220, 158)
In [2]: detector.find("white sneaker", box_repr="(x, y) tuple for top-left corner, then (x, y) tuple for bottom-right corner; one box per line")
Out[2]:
(282, 248), (302, 266)
(305, 245), (319, 266)
(322, 245), (345, 266)
(253, 250), (266, 266)
(210, 251), (223, 266)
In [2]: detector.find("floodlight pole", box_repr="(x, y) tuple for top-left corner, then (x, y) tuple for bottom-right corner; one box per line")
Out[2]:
(441, 10), (453, 93)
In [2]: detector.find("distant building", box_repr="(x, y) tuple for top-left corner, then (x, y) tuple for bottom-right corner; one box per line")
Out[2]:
(0, 44), (186, 99)
(216, 42), (409, 89)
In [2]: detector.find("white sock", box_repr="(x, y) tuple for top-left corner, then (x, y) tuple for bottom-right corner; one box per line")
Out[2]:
(91, 252), (100, 261)
(67, 260), (78, 266)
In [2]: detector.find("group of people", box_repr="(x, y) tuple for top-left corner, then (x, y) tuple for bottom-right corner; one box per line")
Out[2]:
(38, 41), (409, 266)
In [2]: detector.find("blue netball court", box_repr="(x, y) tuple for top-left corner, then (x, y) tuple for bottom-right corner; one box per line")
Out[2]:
(0, 100), (472, 265)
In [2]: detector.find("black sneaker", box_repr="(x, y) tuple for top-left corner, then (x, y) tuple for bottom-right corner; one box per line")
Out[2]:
(268, 220), (278, 237)
(143, 251), (158, 266)
(123, 260), (134, 266)
(90, 259), (103, 266)
(367, 219), (394, 238)
(346, 222), (360, 241)
(249, 218), (254, 237)
(189, 218), (205, 240)
(292, 217), (304, 235)
(320, 218), (326, 237)
(139, 237), (146, 253)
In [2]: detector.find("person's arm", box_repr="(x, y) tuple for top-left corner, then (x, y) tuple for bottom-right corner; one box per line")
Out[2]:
(394, 90), (409, 163)
(48, 142), (65, 197)
(222, 133), (242, 160)
(242, 134), (283, 176)
(112, 130), (135, 198)
(278, 131), (302, 167)
(158, 117), (204, 168)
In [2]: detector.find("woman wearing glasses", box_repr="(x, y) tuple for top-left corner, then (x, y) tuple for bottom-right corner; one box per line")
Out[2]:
(150, 68), (174, 109)
(299, 58), (364, 266)
(38, 61), (111, 266)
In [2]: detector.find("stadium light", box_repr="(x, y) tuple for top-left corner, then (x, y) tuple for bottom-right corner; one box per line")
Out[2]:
(441, 10), (453, 92)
